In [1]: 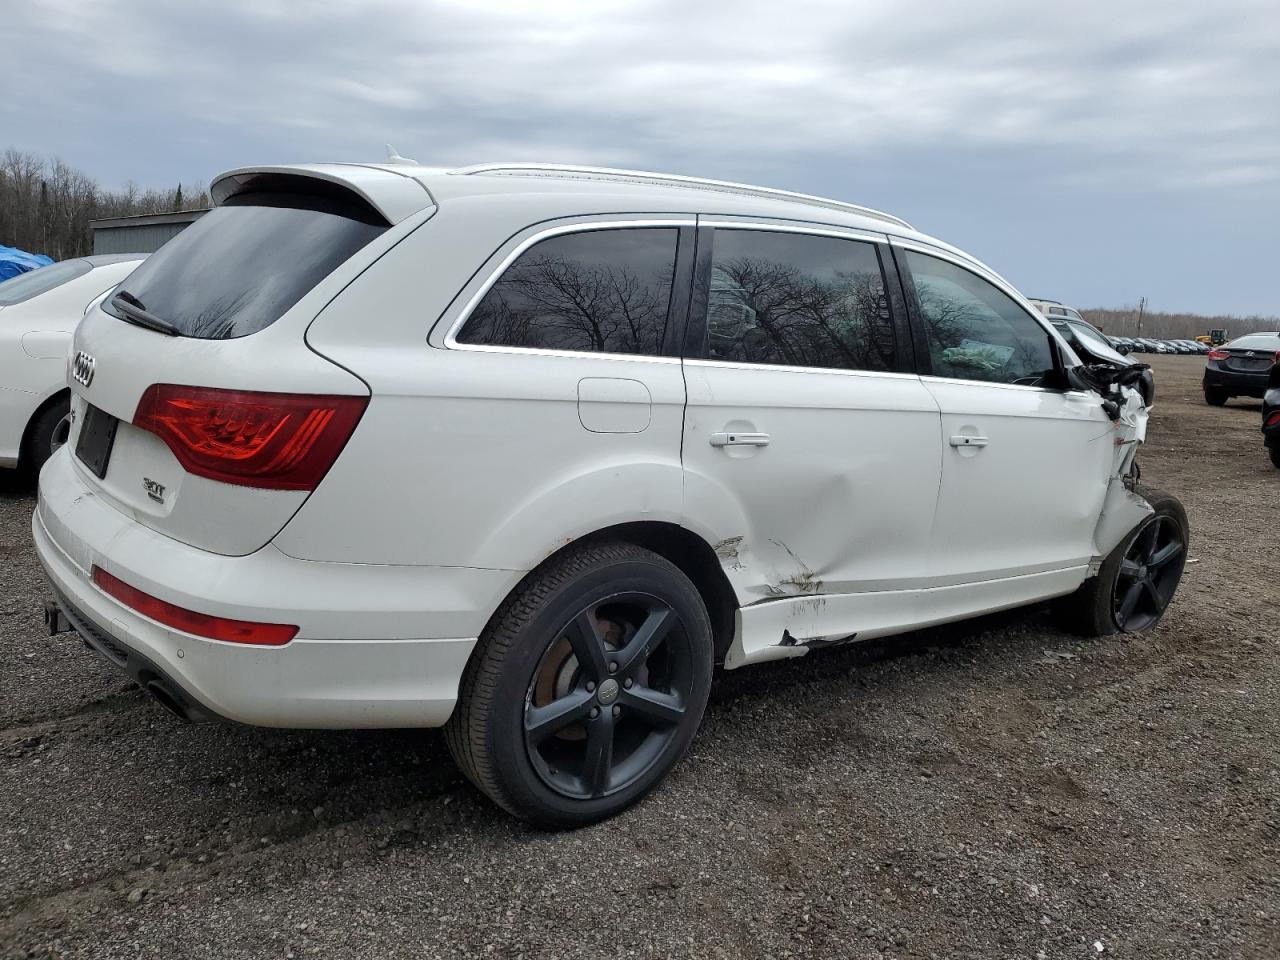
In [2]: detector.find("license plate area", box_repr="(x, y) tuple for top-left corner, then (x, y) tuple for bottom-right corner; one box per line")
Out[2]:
(74, 403), (120, 479)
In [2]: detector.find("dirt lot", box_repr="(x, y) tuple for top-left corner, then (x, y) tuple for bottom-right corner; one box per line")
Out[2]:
(1, 354), (1276, 959)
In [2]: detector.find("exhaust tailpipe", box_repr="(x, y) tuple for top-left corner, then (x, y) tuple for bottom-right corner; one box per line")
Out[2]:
(44, 601), (71, 636)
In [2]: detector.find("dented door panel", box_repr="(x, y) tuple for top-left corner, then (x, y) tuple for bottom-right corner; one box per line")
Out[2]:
(681, 362), (943, 605)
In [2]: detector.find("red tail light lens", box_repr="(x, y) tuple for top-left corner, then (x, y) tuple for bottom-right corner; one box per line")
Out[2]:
(93, 566), (297, 646)
(133, 385), (367, 490)
(1206, 349), (1230, 361)
(1266, 411), (1280, 428)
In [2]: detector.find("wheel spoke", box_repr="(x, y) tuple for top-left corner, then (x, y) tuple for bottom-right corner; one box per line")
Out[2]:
(1116, 581), (1143, 624)
(566, 611), (609, 682)
(613, 605), (676, 676)
(525, 689), (594, 743)
(1140, 517), (1162, 559)
(620, 685), (685, 727)
(1141, 577), (1166, 612)
(1149, 539), (1183, 569)
(1119, 558), (1143, 578)
(582, 711), (615, 796)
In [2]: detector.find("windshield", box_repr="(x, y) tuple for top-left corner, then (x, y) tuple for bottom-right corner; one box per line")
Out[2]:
(0, 260), (90, 306)
(103, 191), (387, 339)
(1068, 321), (1112, 352)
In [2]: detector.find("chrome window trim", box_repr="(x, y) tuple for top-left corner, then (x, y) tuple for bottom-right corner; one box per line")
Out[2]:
(684, 357), (919, 381)
(441, 217), (694, 353)
(445, 342), (683, 365)
(698, 217), (890, 245)
(920, 374), (1094, 398)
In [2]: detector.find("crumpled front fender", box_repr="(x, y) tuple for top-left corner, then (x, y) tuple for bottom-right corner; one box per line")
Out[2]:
(1090, 385), (1153, 565)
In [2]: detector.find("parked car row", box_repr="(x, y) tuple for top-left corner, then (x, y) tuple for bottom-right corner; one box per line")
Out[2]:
(1115, 337), (1210, 355)
(1026, 300), (1209, 357)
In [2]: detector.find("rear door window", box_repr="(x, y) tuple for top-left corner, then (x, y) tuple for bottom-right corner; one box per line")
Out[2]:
(104, 192), (387, 339)
(904, 251), (1057, 386)
(704, 229), (897, 372)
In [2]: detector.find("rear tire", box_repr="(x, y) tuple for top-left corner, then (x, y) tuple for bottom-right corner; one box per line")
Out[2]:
(24, 397), (71, 475)
(1203, 387), (1228, 406)
(445, 540), (713, 829)
(1269, 446), (1280, 470)
(1057, 485), (1188, 638)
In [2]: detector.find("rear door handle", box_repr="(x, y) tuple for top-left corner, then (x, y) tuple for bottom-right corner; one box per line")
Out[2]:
(949, 435), (989, 448)
(710, 431), (770, 448)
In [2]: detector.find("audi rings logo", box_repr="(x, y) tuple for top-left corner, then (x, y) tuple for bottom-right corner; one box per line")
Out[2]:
(72, 351), (95, 388)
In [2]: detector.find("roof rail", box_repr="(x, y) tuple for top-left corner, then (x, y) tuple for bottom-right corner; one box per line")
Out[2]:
(449, 162), (913, 230)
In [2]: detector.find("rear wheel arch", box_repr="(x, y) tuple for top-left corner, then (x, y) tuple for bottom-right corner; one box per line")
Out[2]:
(483, 521), (738, 665)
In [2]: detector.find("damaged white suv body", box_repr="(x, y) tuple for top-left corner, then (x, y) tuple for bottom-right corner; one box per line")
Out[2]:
(34, 160), (1187, 827)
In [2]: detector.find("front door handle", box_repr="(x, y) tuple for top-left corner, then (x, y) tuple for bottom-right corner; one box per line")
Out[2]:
(710, 431), (771, 448)
(949, 435), (989, 448)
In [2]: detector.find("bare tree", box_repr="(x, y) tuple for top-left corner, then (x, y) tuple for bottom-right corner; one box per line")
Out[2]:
(1081, 305), (1278, 340)
(0, 149), (209, 260)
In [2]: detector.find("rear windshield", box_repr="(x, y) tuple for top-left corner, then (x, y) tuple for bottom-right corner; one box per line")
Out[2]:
(104, 192), (387, 339)
(0, 260), (91, 306)
(1228, 334), (1280, 350)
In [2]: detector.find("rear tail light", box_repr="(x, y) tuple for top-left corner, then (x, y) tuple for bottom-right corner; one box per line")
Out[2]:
(1206, 349), (1229, 361)
(1265, 411), (1280, 429)
(93, 566), (298, 645)
(133, 385), (367, 490)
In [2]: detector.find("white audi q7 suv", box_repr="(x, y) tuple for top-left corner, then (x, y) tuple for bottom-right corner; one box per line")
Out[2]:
(34, 161), (1187, 827)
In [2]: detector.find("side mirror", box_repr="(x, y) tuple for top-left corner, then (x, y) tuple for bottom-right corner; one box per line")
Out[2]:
(1115, 344), (1130, 356)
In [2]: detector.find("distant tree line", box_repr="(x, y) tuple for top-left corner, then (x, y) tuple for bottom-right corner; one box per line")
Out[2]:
(1081, 306), (1278, 340)
(0, 149), (209, 261)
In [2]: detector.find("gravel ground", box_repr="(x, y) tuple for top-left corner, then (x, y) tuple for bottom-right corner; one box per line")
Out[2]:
(1, 354), (1276, 959)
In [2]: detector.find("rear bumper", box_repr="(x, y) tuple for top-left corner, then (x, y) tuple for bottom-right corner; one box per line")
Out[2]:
(1203, 367), (1268, 397)
(33, 450), (522, 728)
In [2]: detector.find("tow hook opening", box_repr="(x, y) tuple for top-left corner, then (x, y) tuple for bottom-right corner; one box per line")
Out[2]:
(44, 600), (72, 636)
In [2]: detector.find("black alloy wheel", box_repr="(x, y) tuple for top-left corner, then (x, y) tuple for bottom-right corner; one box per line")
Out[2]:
(524, 593), (693, 800)
(1111, 513), (1186, 632)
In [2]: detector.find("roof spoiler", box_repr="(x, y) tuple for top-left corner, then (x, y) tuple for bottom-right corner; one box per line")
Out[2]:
(210, 163), (434, 225)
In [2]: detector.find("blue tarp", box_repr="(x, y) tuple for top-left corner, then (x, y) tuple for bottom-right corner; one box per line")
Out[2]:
(0, 245), (55, 282)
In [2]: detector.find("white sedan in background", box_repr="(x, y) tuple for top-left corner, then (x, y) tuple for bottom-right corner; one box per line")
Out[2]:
(0, 254), (144, 473)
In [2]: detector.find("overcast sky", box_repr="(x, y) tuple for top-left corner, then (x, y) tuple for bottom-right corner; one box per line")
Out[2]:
(4, 0), (1278, 315)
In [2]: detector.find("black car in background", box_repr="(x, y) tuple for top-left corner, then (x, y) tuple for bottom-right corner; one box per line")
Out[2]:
(1263, 364), (1280, 468)
(1203, 332), (1280, 405)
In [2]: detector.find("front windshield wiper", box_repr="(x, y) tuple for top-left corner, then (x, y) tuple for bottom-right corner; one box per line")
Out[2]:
(110, 290), (180, 337)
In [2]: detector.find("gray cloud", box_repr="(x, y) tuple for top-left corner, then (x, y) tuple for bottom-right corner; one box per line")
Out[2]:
(3, 0), (1279, 313)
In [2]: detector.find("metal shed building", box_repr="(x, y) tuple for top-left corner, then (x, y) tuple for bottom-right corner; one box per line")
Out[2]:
(88, 209), (209, 255)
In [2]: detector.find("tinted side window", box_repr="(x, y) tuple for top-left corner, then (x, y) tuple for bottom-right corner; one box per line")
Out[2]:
(458, 228), (678, 356)
(706, 231), (895, 372)
(905, 251), (1056, 386)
